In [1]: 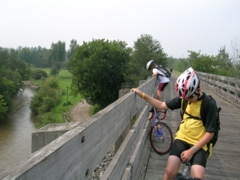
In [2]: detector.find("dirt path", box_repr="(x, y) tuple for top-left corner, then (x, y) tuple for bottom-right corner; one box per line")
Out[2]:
(70, 100), (91, 122)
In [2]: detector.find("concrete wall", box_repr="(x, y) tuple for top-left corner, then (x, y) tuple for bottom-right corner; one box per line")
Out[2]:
(32, 122), (79, 153)
(0, 76), (157, 180)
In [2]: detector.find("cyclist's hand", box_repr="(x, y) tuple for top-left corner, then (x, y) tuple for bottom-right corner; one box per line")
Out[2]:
(130, 88), (141, 94)
(180, 149), (194, 162)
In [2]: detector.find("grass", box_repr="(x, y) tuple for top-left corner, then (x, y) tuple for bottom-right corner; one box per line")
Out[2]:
(31, 68), (84, 128)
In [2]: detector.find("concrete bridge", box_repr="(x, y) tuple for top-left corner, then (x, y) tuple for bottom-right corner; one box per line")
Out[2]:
(1, 72), (240, 180)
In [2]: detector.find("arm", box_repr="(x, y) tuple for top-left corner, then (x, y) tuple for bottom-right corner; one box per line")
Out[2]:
(130, 88), (169, 110)
(152, 69), (158, 76)
(193, 132), (214, 152)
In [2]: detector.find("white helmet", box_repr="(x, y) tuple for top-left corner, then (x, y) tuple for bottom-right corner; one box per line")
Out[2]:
(175, 67), (200, 98)
(146, 60), (154, 70)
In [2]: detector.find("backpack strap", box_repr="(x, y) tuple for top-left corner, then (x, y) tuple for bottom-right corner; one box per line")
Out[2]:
(200, 94), (214, 126)
(156, 66), (168, 78)
(180, 99), (201, 120)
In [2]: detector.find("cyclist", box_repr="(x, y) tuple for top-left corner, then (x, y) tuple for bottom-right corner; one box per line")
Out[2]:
(146, 60), (169, 101)
(131, 67), (217, 180)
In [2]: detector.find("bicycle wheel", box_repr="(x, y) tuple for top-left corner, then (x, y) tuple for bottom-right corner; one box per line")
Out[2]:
(147, 110), (166, 121)
(149, 122), (173, 155)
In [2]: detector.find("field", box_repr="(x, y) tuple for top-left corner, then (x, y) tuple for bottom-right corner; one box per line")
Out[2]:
(31, 68), (83, 128)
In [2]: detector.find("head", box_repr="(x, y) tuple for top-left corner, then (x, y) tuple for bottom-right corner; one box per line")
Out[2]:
(146, 60), (155, 70)
(175, 67), (200, 100)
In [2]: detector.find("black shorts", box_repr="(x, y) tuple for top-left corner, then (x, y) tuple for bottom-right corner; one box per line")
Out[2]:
(169, 139), (207, 168)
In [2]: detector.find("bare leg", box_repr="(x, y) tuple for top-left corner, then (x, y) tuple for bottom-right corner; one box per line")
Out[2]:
(163, 155), (181, 180)
(191, 164), (205, 180)
(157, 90), (162, 101)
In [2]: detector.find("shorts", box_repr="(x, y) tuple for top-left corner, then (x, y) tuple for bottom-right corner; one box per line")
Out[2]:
(169, 139), (207, 168)
(158, 82), (169, 91)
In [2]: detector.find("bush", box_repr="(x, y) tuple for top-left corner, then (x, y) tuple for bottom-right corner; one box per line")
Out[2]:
(36, 112), (58, 128)
(31, 69), (48, 80)
(30, 77), (60, 115)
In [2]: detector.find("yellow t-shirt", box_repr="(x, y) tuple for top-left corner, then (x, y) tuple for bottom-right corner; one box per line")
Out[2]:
(175, 100), (208, 151)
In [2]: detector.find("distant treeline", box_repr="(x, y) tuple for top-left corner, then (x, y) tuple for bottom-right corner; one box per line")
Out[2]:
(1, 34), (239, 121)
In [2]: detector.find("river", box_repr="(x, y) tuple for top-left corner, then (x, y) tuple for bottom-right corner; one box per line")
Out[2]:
(0, 88), (36, 173)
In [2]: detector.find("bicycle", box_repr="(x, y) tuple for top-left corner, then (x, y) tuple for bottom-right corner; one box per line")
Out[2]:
(175, 162), (202, 180)
(148, 107), (173, 155)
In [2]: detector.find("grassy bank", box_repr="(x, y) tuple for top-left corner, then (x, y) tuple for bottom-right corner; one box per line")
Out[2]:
(31, 68), (83, 128)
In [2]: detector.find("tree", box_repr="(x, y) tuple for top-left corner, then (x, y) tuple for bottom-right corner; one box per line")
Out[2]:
(70, 39), (131, 109)
(48, 41), (66, 74)
(214, 46), (233, 76)
(30, 77), (60, 115)
(127, 34), (168, 83)
(174, 58), (189, 72)
(31, 69), (48, 80)
(0, 95), (8, 120)
(187, 50), (215, 73)
(67, 39), (78, 61)
(229, 37), (240, 78)
(0, 48), (30, 119)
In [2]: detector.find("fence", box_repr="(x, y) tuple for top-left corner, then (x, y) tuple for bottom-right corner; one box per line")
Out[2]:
(1, 72), (240, 180)
(197, 71), (240, 109)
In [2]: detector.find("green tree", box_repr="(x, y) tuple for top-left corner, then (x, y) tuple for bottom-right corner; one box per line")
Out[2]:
(30, 77), (60, 115)
(187, 50), (215, 73)
(127, 34), (168, 83)
(31, 69), (48, 80)
(175, 58), (189, 72)
(67, 39), (78, 61)
(214, 47), (233, 76)
(18, 47), (33, 66)
(49, 41), (66, 74)
(70, 39), (131, 109)
(0, 95), (8, 120)
(0, 94), (8, 120)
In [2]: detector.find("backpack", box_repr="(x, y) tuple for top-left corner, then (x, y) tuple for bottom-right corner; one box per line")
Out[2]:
(156, 65), (171, 78)
(180, 94), (221, 157)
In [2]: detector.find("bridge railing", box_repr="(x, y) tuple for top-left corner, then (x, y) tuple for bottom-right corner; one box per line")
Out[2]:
(1, 72), (240, 180)
(197, 71), (240, 109)
(0, 77), (158, 180)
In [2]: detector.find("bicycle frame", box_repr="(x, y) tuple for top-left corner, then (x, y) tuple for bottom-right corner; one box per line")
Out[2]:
(148, 107), (173, 155)
(149, 108), (166, 138)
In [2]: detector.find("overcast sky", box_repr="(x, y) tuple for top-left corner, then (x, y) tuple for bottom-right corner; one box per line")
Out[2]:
(1, 0), (239, 58)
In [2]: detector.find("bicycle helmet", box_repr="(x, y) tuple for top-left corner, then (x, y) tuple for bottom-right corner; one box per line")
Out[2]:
(146, 60), (154, 70)
(175, 67), (200, 98)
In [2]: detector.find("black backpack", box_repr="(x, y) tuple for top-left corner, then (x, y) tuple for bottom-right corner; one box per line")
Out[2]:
(180, 94), (221, 156)
(156, 65), (171, 78)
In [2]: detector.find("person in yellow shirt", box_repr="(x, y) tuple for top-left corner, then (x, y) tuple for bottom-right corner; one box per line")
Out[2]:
(131, 67), (217, 180)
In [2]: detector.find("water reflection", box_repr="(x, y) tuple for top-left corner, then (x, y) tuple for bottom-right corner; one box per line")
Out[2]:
(0, 88), (36, 173)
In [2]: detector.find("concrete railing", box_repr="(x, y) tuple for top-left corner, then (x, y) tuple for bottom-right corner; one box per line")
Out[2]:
(2, 71), (240, 180)
(0, 77), (158, 180)
(197, 71), (240, 109)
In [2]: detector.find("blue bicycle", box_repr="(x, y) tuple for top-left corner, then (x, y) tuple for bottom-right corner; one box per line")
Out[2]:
(148, 107), (173, 155)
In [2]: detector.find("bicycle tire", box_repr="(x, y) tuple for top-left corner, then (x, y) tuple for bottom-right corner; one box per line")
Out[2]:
(148, 109), (166, 121)
(149, 121), (173, 155)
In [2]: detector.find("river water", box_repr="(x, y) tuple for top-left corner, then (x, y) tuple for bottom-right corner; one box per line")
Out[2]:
(0, 88), (36, 173)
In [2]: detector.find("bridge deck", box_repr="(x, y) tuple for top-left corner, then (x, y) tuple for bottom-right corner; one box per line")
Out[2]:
(142, 73), (240, 180)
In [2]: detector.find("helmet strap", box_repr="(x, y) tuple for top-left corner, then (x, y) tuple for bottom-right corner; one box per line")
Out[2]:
(194, 92), (201, 100)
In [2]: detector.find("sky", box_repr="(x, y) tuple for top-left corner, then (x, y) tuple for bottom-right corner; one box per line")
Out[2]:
(1, 0), (240, 58)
